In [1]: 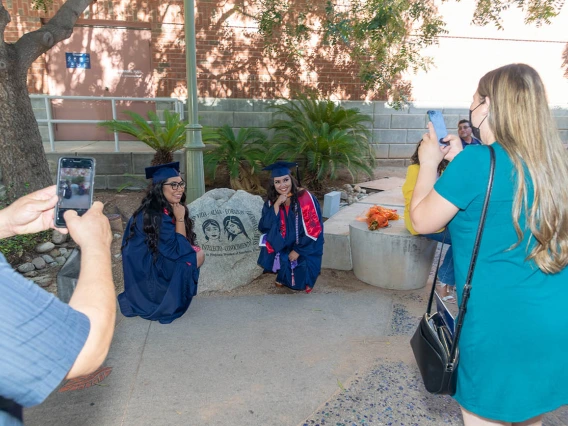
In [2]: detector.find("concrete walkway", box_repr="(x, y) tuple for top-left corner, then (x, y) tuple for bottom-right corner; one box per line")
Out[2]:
(25, 292), (394, 426)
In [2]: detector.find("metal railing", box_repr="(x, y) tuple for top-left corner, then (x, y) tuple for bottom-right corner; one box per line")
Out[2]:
(30, 95), (185, 152)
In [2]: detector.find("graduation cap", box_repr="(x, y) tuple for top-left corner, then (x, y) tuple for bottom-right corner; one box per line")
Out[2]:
(145, 162), (180, 184)
(263, 161), (301, 185)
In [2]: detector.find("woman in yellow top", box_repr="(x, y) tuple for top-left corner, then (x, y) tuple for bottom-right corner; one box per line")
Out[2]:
(402, 141), (456, 301)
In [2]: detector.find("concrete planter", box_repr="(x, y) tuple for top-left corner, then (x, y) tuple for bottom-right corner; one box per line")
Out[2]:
(349, 220), (436, 290)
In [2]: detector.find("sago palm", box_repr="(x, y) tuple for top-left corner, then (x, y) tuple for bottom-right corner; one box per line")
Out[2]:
(100, 110), (187, 165)
(269, 94), (375, 188)
(203, 125), (268, 194)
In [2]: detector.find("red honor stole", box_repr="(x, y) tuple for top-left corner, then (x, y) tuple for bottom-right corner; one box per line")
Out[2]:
(265, 193), (321, 252)
(297, 191), (322, 240)
(266, 207), (287, 254)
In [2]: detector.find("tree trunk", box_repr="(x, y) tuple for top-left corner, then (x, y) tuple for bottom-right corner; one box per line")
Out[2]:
(0, 0), (94, 200)
(0, 44), (52, 200)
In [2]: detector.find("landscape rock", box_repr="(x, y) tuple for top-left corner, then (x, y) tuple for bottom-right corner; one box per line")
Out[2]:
(52, 230), (68, 244)
(49, 249), (61, 258)
(347, 195), (358, 205)
(17, 263), (35, 273)
(188, 188), (264, 293)
(59, 248), (68, 256)
(32, 257), (47, 270)
(113, 233), (122, 239)
(24, 271), (38, 278)
(32, 276), (53, 287)
(48, 262), (58, 267)
(55, 256), (66, 265)
(36, 242), (55, 253)
(41, 254), (55, 263)
(354, 185), (362, 193)
(343, 184), (354, 193)
(340, 191), (349, 201)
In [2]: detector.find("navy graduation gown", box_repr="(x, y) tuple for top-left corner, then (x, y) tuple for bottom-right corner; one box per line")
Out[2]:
(118, 211), (200, 324)
(257, 191), (324, 290)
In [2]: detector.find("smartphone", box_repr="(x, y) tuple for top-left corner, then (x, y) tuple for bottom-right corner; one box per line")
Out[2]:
(427, 110), (449, 146)
(54, 157), (96, 228)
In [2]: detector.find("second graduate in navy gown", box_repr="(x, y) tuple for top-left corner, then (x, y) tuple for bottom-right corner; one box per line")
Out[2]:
(257, 162), (324, 293)
(118, 162), (205, 324)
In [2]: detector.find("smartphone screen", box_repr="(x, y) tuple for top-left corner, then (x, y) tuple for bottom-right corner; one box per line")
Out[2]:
(55, 157), (96, 228)
(427, 110), (449, 146)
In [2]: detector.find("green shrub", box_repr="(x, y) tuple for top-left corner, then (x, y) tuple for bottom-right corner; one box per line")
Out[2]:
(268, 94), (375, 188)
(203, 125), (268, 194)
(100, 110), (187, 165)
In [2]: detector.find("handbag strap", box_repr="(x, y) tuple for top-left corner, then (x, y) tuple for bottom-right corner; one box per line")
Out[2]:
(423, 145), (496, 367)
(426, 231), (447, 314)
(448, 145), (495, 365)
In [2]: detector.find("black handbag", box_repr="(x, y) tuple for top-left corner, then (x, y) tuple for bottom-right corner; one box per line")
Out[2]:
(410, 145), (495, 396)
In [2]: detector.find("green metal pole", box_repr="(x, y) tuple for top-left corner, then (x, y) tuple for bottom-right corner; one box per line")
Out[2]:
(184, 0), (206, 203)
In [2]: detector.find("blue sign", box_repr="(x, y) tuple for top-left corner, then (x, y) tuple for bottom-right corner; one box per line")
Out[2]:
(66, 53), (91, 69)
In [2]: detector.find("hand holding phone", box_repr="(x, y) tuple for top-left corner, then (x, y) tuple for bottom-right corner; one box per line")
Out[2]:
(55, 157), (96, 228)
(427, 110), (449, 146)
(0, 186), (66, 238)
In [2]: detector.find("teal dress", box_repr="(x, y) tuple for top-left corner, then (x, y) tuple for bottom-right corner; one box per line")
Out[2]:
(434, 143), (568, 422)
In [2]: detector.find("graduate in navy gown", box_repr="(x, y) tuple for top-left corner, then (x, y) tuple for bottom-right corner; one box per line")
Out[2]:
(118, 162), (205, 324)
(257, 162), (324, 293)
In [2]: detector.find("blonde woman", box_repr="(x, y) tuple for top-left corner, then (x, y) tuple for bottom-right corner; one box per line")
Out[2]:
(411, 64), (568, 425)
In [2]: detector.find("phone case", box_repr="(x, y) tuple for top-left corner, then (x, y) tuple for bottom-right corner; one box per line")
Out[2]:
(54, 157), (96, 228)
(427, 110), (449, 146)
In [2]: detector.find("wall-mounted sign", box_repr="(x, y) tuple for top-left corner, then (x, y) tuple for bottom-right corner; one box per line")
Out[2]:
(65, 53), (91, 69)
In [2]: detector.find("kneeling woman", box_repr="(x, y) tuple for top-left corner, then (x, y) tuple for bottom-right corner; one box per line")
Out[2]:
(257, 162), (324, 293)
(118, 162), (205, 324)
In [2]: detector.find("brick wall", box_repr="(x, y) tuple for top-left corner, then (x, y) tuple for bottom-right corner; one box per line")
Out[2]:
(6, 0), (376, 100)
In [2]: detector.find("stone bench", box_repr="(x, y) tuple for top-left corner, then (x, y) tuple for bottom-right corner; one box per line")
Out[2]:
(322, 186), (407, 271)
(322, 177), (437, 290)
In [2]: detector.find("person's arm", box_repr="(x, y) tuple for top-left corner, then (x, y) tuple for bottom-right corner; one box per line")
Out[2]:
(410, 123), (460, 234)
(172, 203), (187, 238)
(64, 202), (115, 379)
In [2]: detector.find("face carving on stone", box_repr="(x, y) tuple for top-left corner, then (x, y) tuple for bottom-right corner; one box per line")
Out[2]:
(223, 215), (250, 242)
(202, 219), (221, 241)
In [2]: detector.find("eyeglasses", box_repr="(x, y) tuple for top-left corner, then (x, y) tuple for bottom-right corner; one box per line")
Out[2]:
(458, 125), (471, 130)
(163, 181), (186, 190)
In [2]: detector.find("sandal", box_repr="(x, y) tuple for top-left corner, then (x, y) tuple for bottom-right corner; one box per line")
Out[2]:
(275, 282), (283, 288)
(305, 286), (312, 294)
(442, 295), (456, 304)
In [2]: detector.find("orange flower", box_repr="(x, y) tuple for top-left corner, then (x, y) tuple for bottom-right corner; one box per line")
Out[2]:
(362, 205), (399, 230)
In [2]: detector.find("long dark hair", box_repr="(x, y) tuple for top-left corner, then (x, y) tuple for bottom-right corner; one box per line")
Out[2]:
(410, 140), (449, 175)
(122, 182), (197, 260)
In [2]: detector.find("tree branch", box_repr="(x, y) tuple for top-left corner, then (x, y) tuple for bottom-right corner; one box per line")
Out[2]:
(0, 0), (12, 46)
(15, 0), (93, 69)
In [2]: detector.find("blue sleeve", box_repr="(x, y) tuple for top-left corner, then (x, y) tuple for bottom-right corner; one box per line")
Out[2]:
(258, 201), (287, 253)
(0, 255), (90, 407)
(434, 145), (492, 210)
